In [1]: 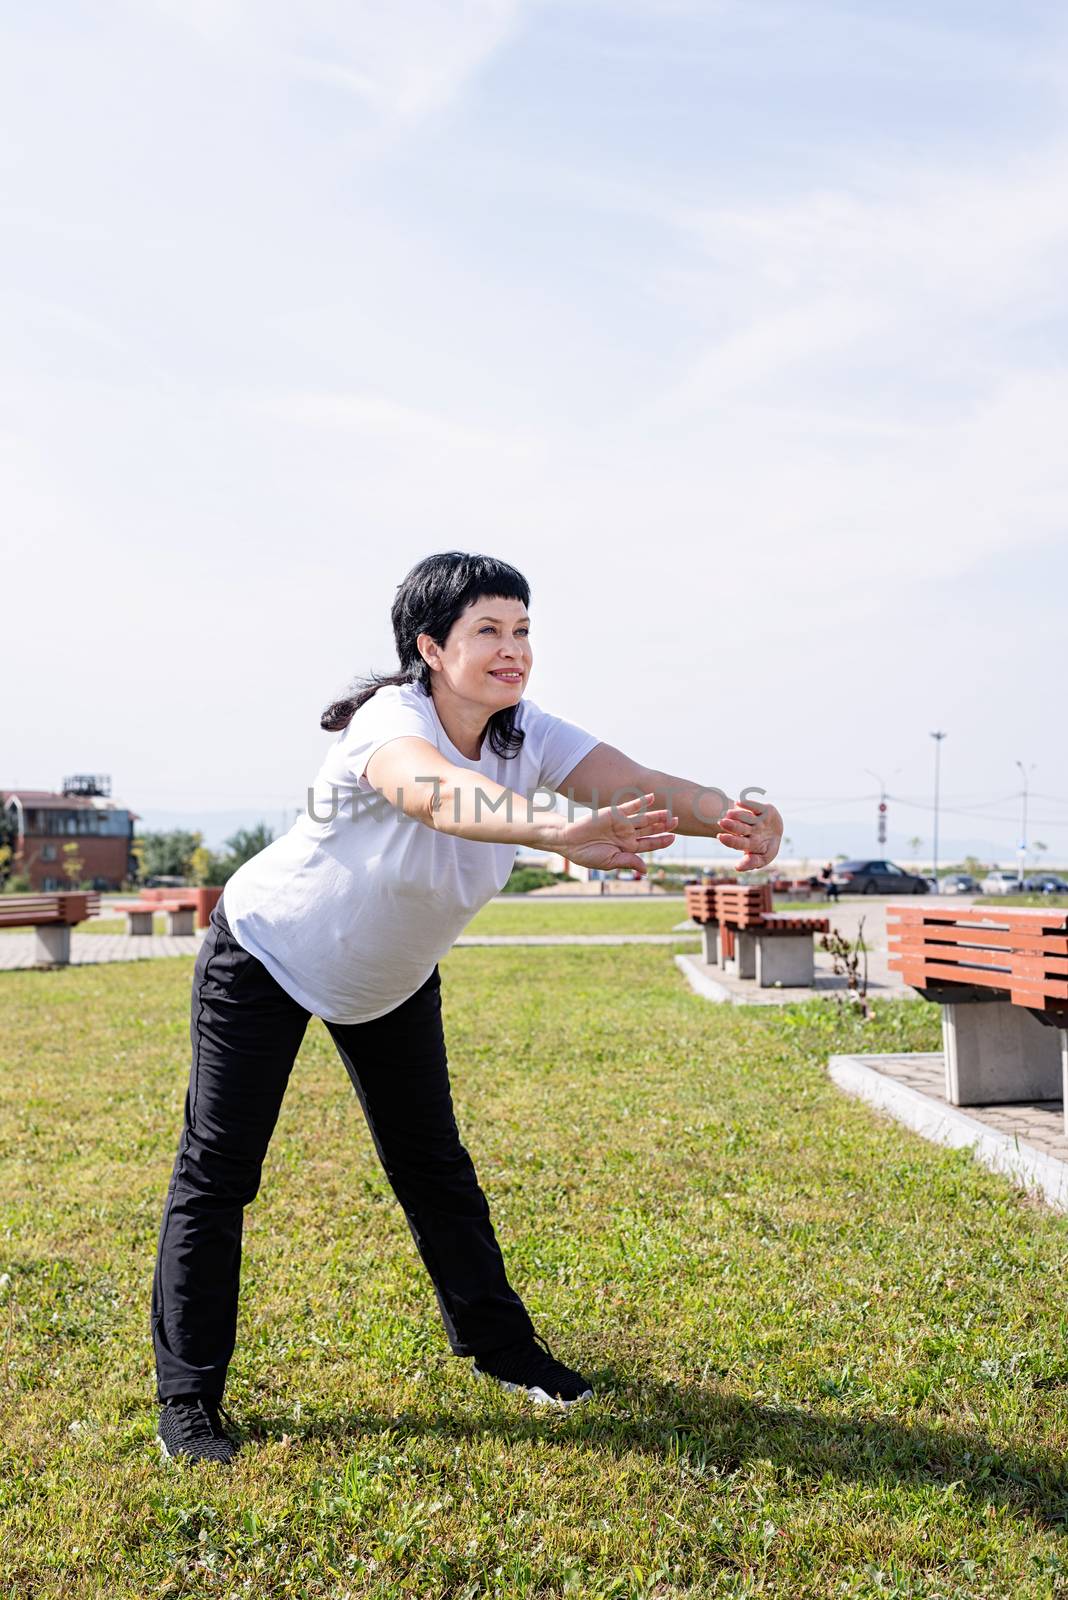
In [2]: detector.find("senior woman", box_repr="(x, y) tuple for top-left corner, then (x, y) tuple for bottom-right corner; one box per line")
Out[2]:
(152, 551), (782, 1464)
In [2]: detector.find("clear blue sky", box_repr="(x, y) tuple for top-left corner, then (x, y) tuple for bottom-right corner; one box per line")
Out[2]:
(3, 2), (1066, 862)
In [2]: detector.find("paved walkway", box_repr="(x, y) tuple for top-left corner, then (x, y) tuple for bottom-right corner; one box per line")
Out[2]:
(0, 926), (702, 971)
(865, 1050), (1067, 1163)
(0, 931), (206, 969)
(675, 946), (912, 1006)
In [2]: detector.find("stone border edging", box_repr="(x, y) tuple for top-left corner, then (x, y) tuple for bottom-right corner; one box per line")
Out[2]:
(828, 1052), (1068, 1213)
(673, 952), (733, 1003)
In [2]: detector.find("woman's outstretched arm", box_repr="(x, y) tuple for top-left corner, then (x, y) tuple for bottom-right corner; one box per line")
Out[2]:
(363, 735), (674, 862)
(553, 741), (784, 873)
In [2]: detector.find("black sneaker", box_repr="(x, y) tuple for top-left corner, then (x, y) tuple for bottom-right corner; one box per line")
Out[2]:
(473, 1332), (594, 1408)
(157, 1394), (241, 1464)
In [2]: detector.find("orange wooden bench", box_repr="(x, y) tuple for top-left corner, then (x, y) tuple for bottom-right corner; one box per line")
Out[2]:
(138, 886), (222, 929)
(0, 892), (101, 965)
(771, 877), (818, 899)
(111, 899), (199, 936)
(887, 903), (1068, 1125)
(685, 884), (830, 987)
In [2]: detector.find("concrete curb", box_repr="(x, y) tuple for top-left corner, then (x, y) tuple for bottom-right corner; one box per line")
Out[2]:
(673, 952), (733, 1004)
(828, 1052), (1068, 1213)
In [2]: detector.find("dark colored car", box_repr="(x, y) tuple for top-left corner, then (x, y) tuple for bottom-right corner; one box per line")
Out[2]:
(939, 873), (978, 894)
(1024, 874), (1068, 894)
(831, 859), (930, 895)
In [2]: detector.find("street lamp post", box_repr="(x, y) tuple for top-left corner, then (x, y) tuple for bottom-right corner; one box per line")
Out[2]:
(1015, 760), (1035, 888)
(930, 732), (947, 890)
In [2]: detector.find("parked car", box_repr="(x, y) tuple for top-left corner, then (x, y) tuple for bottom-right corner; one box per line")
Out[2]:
(1024, 874), (1068, 894)
(831, 859), (929, 895)
(939, 873), (978, 894)
(980, 870), (1022, 895)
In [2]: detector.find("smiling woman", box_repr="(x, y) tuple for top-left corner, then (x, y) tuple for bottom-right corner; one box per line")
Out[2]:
(319, 553), (535, 758)
(150, 550), (783, 1465)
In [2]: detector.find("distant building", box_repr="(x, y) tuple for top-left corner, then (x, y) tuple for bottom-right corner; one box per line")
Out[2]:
(1, 775), (139, 891)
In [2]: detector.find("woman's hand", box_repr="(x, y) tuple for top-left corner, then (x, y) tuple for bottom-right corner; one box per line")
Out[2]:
(555, 792), (678, 877)
(717, 800), (784, 872)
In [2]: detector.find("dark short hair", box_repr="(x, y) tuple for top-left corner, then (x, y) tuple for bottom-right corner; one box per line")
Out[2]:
(320, 551), (531, 760)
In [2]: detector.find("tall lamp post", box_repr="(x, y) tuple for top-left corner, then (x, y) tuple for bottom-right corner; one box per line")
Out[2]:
(930, 732), (947, 890)
(1015, 760), (1035, 888)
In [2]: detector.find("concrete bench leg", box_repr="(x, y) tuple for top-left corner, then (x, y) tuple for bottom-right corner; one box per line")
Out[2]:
(942, 1001), (1062, 1106)
(755, 933), (815, 988)
(33, 925), (71, 965)
(726, 930), (757, 979)
(165, 909), (195, 935)
(125, 911), (154, 935)
(701, 925), (719, 965)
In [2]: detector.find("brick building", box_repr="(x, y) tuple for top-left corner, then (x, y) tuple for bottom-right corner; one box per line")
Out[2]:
(1, 775), (139, 891)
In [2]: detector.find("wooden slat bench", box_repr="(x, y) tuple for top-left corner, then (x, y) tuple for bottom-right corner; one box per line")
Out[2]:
(749, 911), (833, 986)
(111, 899), (198, 936)
(0, 892), (102, 965)
(685, 884), (830, 987)
(139, 886), (222, 929)
(771, 877), (819, 899)
(887, 903), (1068, 1127)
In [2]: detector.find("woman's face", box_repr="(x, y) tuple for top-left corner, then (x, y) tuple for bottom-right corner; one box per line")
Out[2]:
(423, 595), (532, 708)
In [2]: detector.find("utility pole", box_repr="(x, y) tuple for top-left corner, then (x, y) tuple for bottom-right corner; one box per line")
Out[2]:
(930, 732), (947, 890)
(864, 767), (899, 852)
(1015, 760), (1035, 888)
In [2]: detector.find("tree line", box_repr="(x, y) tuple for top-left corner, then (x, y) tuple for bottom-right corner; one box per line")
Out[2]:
(133, 824), (275, 887)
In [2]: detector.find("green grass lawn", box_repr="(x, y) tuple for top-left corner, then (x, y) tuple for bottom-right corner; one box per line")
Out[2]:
(4, 949), (1068, 1597)
(974, 895), (1068, 910)
(465, 902), (697, 936)
(80, 916), (169, 936)
(0, 917), (170, 936)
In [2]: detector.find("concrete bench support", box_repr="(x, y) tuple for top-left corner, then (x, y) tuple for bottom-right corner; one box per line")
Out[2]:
(701, 924), (719, 965)
(726, 930), (757, 979)
(942, 1001), (1063, 1106)
(165, 908), (195, 936)
(33, 925), (71, 966)
(125, 910), (155, 936)
(755, 932), (815, 988)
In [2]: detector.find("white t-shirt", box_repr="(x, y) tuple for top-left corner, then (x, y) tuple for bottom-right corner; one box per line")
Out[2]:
(223, 683), (600, 1024)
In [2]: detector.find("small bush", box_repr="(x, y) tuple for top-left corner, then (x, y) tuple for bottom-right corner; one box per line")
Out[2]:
(501, 866), (563, 894)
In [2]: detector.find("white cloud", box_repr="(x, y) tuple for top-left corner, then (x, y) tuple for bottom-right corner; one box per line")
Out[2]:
(141, 0), (526, 121)
(645, 298), (880, 416)
(289, 0), (524, 120)
(253, 388), (534, 454)
(671, 153), (1068, 318)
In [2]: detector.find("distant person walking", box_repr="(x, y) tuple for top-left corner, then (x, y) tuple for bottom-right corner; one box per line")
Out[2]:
(821, 862), (840, 901)
(151, 551), (783, 1463)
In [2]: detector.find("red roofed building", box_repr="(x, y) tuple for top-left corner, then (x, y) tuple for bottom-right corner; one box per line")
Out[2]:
(1, 775), (139, 891)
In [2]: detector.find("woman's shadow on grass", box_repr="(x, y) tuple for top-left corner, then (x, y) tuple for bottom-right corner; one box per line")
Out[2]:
(246, 1367), (1068, 1531)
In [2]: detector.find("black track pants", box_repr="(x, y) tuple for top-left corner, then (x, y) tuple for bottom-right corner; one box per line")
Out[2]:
(150, 897), (535, 1403)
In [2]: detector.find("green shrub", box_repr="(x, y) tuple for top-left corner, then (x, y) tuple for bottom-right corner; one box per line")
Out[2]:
(502, 866), (564, 894)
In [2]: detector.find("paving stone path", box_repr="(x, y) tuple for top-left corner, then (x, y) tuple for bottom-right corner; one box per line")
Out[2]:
(866, 1050), (1067, 1164)
(0, 928), (700, 971)
(0, 932), (207, 969)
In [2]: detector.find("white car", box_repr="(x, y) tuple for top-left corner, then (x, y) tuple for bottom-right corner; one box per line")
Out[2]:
(980, 870), (1021, 895)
